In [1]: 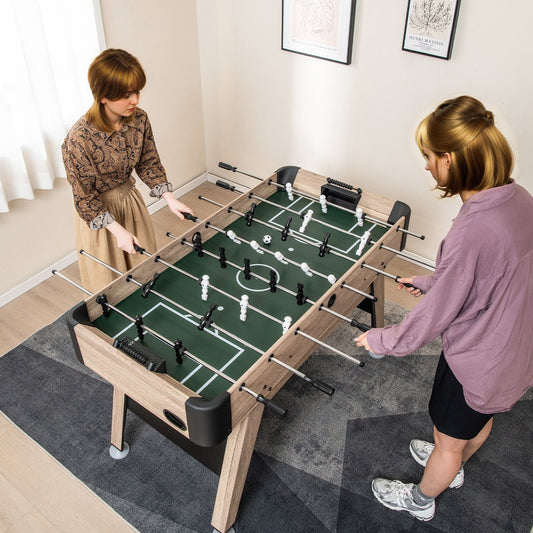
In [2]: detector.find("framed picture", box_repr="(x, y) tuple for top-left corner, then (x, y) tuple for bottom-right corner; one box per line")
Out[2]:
(402, 0), (461, 60)
(282, 0), (357, 65)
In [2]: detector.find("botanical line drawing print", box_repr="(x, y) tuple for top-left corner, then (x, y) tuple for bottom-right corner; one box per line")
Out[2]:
(408, 0), (453, 37)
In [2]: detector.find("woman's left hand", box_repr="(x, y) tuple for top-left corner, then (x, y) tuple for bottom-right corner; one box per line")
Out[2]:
(355, 331), (373, 351)
(164, 193), (194, 220)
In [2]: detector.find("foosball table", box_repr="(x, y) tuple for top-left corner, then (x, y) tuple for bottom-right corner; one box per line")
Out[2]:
(63, 164), (421, 533)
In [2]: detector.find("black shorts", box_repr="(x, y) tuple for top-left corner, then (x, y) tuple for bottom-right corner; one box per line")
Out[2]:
(429, 352), (493, 440)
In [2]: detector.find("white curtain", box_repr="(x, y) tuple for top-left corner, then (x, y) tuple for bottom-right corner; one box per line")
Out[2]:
(0, 0), (103, 212)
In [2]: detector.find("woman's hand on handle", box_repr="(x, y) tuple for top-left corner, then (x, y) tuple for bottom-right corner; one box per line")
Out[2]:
(355, 331), (372, 351)
(163, 192), (194, 220)
(397, 277), (422, 297)
(106, 221), (141, 254)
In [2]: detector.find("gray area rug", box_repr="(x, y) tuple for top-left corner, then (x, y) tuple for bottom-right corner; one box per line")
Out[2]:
(1, 301), (531, 533)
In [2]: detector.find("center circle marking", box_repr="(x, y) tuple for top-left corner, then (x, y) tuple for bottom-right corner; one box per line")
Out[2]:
(235, 263), (281, 292)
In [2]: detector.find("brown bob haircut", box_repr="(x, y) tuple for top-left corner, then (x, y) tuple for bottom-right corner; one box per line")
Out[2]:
(85, 49), (146, 133)
(415, 95), (513, 197)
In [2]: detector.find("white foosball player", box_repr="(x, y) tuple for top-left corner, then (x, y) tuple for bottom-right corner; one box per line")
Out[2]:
(227, 230), (241, 244)
(285, 182), (294, 201)
(201, 274), (209, 301)
(239, 294), (249, 321)
(300, 262), (313, 277)
(355, 207), (364, 227)
(299, 209), (313, 233)
(250, 240), (264, 254)
(282, 316), (292, 334)
(319, 194), (328, 213)
(356, 230), (371, 256)
(274, 251), (288, 264)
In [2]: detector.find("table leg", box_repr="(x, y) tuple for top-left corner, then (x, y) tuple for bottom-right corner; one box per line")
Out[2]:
(372, 276), (385, 328)
(211, 403), (264, 533)
(110, 387), (127, 451)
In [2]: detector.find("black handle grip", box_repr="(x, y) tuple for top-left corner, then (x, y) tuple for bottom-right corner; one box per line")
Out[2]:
(350, 319), (371, 332)
(394, 276), (419, 290)
(134, 244), (145, 254)
(219, 161), (236, 172)
(216, 179), (236, 191)
(181, 211), (198, 222)
(311, 379), (335, 396)
(256, 394), (287, 417)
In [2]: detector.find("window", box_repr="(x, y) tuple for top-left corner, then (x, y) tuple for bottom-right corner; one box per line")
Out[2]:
(0, 0), (104, 212)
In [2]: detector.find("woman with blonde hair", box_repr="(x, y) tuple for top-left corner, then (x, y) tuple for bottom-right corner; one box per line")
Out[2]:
(62, 48), (193, 292)
(356, 95), (533, 521)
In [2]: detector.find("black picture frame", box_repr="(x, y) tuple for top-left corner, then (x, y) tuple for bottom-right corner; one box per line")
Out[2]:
(402, 0), (461, 60)
(282, 0), (357, 65)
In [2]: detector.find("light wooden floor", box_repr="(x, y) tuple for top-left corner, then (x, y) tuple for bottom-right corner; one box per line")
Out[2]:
(0, 181), (431, 532)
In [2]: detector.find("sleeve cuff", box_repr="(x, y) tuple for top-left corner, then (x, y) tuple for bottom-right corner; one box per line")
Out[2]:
(412, 274), (432, 294)
(149, 182), (173, 198)
(89, 211), (115, 230)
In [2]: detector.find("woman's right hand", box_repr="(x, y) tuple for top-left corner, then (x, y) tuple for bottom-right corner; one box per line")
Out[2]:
(106, 221), (141, 254)
(397, 277), (422, 297)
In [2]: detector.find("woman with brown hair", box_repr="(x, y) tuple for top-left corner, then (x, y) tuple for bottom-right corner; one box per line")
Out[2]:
(62, 48), (193, 292)
(356, 95), (533, 521)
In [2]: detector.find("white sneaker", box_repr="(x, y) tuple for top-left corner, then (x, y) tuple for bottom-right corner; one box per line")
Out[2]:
(409, 439), (464, 488)
(372, 478), (435, 521)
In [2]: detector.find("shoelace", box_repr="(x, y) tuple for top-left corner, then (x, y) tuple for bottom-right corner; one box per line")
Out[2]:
(419, 442), (434, 455)
(388, 481), (413, 500)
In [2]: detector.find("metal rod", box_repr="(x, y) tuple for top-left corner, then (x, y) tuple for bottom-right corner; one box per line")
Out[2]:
(295, 329), (364, 367)
(51, 269), (92, 296)
(360, 262), (420, 290)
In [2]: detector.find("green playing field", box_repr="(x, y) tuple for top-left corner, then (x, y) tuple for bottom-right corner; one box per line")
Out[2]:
(94, 190), (387, 400)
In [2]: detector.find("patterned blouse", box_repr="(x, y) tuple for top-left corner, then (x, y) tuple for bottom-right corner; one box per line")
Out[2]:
(62, 107), (172, 229)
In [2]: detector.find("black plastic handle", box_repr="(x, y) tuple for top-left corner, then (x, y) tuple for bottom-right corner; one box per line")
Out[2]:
(350, 319), (371, 332)
(219, 161), (237, 171)
(181, 211), (198, 222)
(133, 244), (145, 254)
(256, 394), (287, 417)
(394, 276), (419, 290)
(310, 379), (335, 396)
(216, 179), (236, 191)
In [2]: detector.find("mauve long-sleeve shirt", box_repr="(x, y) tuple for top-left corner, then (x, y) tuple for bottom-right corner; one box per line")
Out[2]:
(367, 181), (533, 413)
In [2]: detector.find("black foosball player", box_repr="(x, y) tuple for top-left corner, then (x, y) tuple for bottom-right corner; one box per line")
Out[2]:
(356, 96), (533, 522)
(62, 48), (194, 293)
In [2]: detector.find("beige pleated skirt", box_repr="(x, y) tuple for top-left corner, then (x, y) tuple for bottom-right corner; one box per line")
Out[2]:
(74, 178), (157, 293)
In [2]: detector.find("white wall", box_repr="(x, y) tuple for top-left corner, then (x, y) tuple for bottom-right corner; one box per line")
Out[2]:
(197, 0), (533, 261)
(99, 0), (206, 200)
